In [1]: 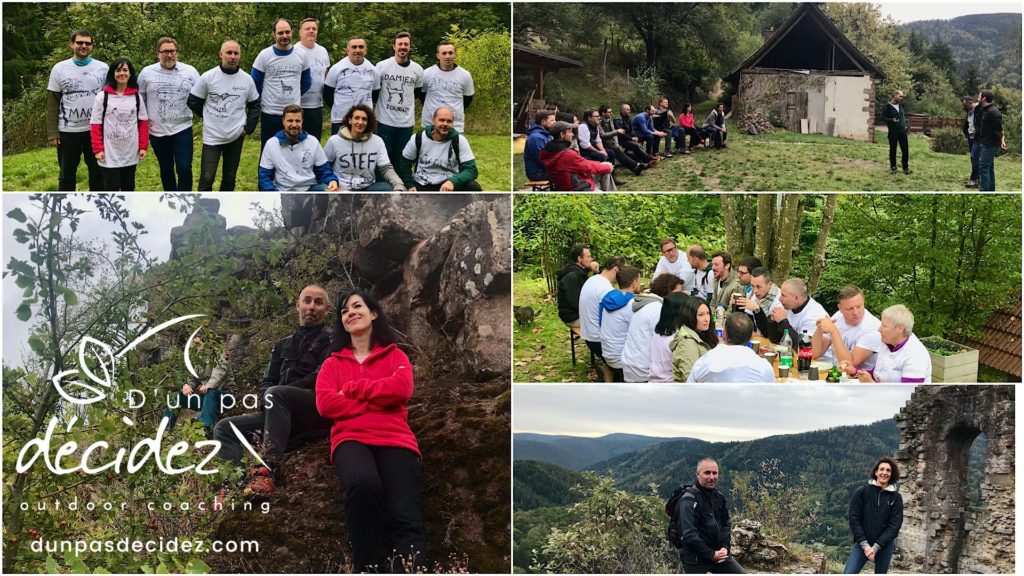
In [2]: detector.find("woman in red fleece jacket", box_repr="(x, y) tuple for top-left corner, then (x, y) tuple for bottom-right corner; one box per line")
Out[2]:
(315, 289), (426, 573)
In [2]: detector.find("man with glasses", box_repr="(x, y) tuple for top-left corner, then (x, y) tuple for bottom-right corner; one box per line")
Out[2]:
(735, 256), (763, 317)
(252, 18), (312, 150)
(46, 30), (108, 190)
(324, 36), (376, 137)
(139, 37), (200, 191)
(653, 238), (695, 294)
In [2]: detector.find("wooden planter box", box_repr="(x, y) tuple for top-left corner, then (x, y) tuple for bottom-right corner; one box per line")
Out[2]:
(921, 336), (979, 382)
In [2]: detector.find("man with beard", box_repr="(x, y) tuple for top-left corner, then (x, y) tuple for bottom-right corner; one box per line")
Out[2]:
(598, 104), (647, 176)
(257, 104), (339, 191)
(374, 31), (424, 184)
(252, 18), (313, 150)
(139, 36), (200, 191)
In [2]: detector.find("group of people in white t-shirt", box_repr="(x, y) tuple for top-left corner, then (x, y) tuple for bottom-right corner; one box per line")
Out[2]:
(45, 21), (478, 192)
(563, 237), (933, 384)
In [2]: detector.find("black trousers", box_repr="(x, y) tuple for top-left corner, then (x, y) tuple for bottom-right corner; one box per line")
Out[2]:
(605, 143), (638, 170)
(212, 385), (331, 466)
(260, 112), (284, 151)
(102, 165), (137, 191)
(198, 136), (246, 191)
(57, 130), (103, 191)
(333, 442), (427, 573)
(303, 106), (324, 142)
(888, 130), (909, 170)
(618, 138), (651, 163)
(680, 126), (700, 149)
(682, 557), (746, 574)
(413, 179), (483, 191)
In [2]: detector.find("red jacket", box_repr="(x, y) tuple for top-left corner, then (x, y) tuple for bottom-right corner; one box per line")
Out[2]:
(315, 343), (420, 460)
(90, 86), (149, 155)
(539, 143), (612, 191)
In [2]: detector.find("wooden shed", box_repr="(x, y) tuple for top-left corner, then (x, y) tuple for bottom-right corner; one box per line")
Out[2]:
(968, 298), (1022, 381)
(514, 43), (582, 132)
(727, 3), (887, 142)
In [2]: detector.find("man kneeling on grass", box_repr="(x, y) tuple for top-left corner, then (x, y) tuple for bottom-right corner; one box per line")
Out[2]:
(400, 107), (481, 191)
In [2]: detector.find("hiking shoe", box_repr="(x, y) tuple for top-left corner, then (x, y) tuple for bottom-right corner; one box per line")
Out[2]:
(903, 168), (912, 175)
(965, 180), (978, 188)
(632, 163), (645, 176)
(890, 167), (898, 174)
(682, 148), (692, 154)
(663, 151), (673, 158)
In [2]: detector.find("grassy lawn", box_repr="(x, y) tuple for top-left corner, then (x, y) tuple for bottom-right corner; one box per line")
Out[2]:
(513, 129), (1022, 191)
(513, 273), (593, 383)
(3, 131), (510, 192)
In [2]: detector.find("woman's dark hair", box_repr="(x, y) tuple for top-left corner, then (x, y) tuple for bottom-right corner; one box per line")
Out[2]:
(104, 58), (138, 89)
(870, 457), (900, 484)
(683, 102), (692, 113)
(679, 296), (718, 348)
(330, 289), (396, 353)
(655, 293), (690, 336)
(342, 103), (377, 134)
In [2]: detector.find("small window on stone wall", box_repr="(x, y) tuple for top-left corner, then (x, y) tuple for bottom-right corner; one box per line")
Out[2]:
(967, 432), (987, 508)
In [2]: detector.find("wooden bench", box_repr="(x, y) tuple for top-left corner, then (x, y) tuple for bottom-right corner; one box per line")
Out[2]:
(525, 180), (553, 191)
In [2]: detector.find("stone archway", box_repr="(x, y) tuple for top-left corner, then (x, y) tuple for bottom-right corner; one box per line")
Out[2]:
(894, 385), (1015, 574)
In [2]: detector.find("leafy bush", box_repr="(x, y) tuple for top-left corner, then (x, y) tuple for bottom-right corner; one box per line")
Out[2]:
(929, 127), (968, 154)
(447, 26), (511, 134)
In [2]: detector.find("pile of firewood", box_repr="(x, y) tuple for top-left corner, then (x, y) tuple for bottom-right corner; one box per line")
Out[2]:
(737, 112), (775, 134)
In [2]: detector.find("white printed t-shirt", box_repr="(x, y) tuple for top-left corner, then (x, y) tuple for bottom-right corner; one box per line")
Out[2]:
(323, 132), (391, 190)
(295, 42), (330, 108)
(421, 64), (474, 132)
(259, 135), (328, 191)
(90, 88), (148, 168)
(325, 57), (375, 125)
(48, 58), (108, 132)
(190, 66), (260, 146)
(402, 132), (474, 186)
(138, 62), (200, 136)
(374, 57), (424, 127)
(252, 45), (309, 114)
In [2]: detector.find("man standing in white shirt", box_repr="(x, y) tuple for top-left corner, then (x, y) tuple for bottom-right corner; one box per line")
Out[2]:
(687, 314), (775, 383)
(252, 18), (312, 150)
(769, 277), (828, 343)
(578, 256), (624, 362)
(324, 36), (375, 137)
(420, 41), (474, 133)
(374, 31), (424, 184)
(188, 40), (261, 191)
(653, 238), (695, 294)
(139, 37), (200, 191)
(46, 29), (108, 190)
(812, 284), (883, 372)
(295, 18), (330, 142)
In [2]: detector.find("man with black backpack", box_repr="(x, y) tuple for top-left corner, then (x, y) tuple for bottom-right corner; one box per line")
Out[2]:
(668, 457), (746, 573)
(401, 106), (481, 191)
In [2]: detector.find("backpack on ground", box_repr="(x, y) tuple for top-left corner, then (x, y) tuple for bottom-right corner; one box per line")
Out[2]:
(665, 484), (699, 549)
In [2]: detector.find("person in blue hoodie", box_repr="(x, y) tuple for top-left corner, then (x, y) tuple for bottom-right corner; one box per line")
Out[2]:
(258, 104), (339, 191)
(631, 104), (669, 158)
(599, 265), (640, 382)
(524, 111), (556, 181)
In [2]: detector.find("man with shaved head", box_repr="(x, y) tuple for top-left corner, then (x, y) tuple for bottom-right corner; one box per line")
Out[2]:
(674, 458), (745, 573)
(767, 277), (828, 343)
(212, 284), (334, 495)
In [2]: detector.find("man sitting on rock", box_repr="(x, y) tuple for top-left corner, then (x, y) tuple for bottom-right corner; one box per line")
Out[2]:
(212, 284), (334, 495)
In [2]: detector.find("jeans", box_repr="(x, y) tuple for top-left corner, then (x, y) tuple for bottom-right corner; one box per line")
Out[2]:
(57, 130), (103, 191)
(333, 442), (427, 573)
(303, 106), (324, 142)
(163, 389), (222, 429)
(843, 542), (894, 574)
(359, 181), (395, 191)
(260, 112), (284, 151)
(978, 142), (998, 191)
(102, 165), (137, 191)
(888, 130), (909, 170)
(377, 123), (415, 184)
(198, 136), (245, 191)
(149, 127), (194, 191)
(211, 385), (331, 466)
(705, 125), (725, 148)
(580, 147), (609, 162)
(966, 137), (979, 181)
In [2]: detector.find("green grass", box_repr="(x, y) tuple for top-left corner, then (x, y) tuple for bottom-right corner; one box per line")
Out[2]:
(513, 129), (1022, 191)
(2, 130), (510, 192)
(513, 273), (593, 383)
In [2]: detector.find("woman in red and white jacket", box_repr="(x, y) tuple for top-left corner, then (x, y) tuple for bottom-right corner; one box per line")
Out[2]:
(315, 289), (426, 572)
(90, 58), (148, 191)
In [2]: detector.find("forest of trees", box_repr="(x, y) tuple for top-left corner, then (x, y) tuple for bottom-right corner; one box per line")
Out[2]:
(2, 2), (511, 154)
(513, 193), (1022, 346)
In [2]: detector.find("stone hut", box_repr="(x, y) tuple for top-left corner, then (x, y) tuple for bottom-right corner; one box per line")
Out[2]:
(726, 3), (886, 142)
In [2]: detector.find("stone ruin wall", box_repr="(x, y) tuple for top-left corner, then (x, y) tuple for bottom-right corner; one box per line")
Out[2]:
(894, 385), (1014, 574)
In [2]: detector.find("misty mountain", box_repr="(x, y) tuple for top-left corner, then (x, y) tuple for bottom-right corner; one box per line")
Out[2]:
(514, 432), (696, 470)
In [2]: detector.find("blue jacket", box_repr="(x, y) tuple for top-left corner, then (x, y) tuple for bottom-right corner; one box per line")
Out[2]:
(599, 290), (634, 325)
(631, 112), (654, 137)
(257, 130), (339, 191)
(524, 122), (552, 180)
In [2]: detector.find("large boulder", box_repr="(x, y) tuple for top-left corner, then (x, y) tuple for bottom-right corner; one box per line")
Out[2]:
(731, 519), (792, 569)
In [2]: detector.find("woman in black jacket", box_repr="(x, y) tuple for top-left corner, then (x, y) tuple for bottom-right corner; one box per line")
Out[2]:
(844, 457), (904, 573)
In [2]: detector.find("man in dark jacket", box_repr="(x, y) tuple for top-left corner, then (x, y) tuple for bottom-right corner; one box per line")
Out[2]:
(557, 245), (597, 326)
(615, 103), (656, 166)
(540, 121), (614, 191)
(676, 458), (745, 573)
(524, 111), (555, 181)
(976, 89), (1006, 192)
(882, 89), (909, 174)
(212, 284), (334, 495)
(598, 104), (647, 176)
(961, 96), (979, 187)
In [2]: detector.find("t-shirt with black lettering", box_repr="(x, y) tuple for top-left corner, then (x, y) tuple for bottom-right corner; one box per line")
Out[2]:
(323, 132), (391, 190)
(402, 133), (474, 186)
(295, 42), (330, 109)
(90, 89), (148, 168)
(138, 62), (200, 137)
(252, 46), (309, 114)
(190, 66), (260, 146)
(373, 57), (423, 128)
(325, 57), (376, 124)
(421, 64), (474, 132)
(47, 58), (109, 133)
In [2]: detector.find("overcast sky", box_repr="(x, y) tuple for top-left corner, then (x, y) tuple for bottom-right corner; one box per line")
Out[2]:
(514, 384), (916, 442)
(1, 194), (280, 366)
(877, 2), (1021, 23)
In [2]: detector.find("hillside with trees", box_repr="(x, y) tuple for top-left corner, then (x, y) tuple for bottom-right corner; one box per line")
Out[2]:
(903, 13), (1022, 90)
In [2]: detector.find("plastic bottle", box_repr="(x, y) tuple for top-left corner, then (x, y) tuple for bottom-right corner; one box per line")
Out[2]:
(779, 330), (793, 369)
(798, 329), (813, 372)
(715, 305), (725, 340)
